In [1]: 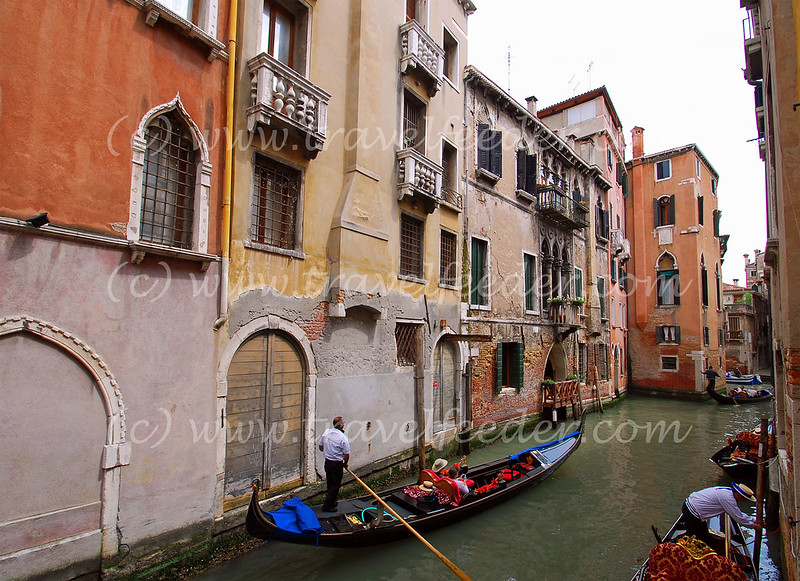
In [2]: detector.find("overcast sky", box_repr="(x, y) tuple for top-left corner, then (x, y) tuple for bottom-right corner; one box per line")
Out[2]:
(467, 0), (765, 284)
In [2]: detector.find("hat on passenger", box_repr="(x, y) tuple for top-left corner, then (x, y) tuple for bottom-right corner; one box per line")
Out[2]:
(419, 481), (435, 492)
(732, 482), (757, 502)
(432, 458), (448, 473)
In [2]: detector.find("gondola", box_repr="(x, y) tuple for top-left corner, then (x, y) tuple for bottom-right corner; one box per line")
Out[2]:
(245, 415), (584, 548)
(710, 443), (758, 480)
(710, 425), (773, 480)
(726, 372), (763, 386)
(631, 513), (758, 581)
(706, 384), (773, 405)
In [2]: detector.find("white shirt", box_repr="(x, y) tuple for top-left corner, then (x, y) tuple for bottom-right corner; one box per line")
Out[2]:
(318, 427), (350, 461)
(686, 486), (756, 526)
(454, 477), (470, 497)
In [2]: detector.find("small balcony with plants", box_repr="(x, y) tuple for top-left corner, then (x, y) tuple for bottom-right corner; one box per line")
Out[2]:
(537, 185), (589, 230)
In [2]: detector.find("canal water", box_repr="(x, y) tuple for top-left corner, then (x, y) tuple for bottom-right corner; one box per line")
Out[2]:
(199, 395), (783, 581)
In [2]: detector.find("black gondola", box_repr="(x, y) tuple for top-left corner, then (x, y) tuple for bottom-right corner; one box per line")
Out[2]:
(245, 416), (584, 548)
(706, 384), (773, 405)
(710, 443), (758, 480)
(631, 513), (758, 581)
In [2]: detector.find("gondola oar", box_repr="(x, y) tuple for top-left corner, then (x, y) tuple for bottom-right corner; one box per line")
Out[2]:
(346, 467), (473, 581)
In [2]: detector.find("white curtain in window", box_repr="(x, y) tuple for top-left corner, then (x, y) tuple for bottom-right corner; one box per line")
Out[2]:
(161, 0), (192, 19)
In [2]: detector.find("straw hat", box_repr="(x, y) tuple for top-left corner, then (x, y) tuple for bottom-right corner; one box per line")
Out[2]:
(732, 482), (757, 502)
(419, 481), (435, 492)
(431, 458), (448, 473)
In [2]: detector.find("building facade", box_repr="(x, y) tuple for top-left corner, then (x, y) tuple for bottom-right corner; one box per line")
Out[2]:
(538, 86), (630, 398)
(462, 67), (617, 428)
(0, 1), (229, 578)
(722, 282), (770, 375)
(216, 0), (476, 518)
(625, 129), (726, 395)
(739, 0), (800, 577)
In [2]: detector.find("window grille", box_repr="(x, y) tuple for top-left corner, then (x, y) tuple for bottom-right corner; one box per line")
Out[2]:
(395, 323), (419, 367)
(439, 230), (457, 287)
(400, 214), (424, 278)
(252, 156), (300, 250)
(403, 93), (425, 152)
(141, 111), (196, 249)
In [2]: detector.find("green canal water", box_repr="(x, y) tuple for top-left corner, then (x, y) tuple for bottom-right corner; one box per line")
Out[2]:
(199, 395), (783, 580)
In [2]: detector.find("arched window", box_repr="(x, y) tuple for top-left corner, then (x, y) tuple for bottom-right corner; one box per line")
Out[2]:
(560, 247), (571, 297)
(541, 240), (551, 304)
(654, 195), (675, 227)
(128, 95), (211, 254)
(657, 253), (680, 306)
(701, 255), (709, 307)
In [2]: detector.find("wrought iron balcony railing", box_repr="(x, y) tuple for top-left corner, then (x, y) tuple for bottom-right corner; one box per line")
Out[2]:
(537, 185), (589, 230)
(246, 53), (331, 158)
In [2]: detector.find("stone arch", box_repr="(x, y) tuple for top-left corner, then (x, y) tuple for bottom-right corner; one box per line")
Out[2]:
(544, 341), (568, 382)
(429, 329), (469, 437)
(215, 316), (317, 517)
(656, 250), (678, 270)
(0, 315), (128, 562)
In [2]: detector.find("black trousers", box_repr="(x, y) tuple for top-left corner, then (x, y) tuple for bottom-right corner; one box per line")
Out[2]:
(323, 459), (344, 510)
(682, 501), (715, 547)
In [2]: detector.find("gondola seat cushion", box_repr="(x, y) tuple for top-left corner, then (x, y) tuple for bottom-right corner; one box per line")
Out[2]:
(269, 498), (324, 535)
(645, 538), (748, 581)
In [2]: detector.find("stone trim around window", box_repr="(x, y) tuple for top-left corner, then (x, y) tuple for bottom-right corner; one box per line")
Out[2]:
(126, 0), (228, 62)
(128, 94), (212, 259)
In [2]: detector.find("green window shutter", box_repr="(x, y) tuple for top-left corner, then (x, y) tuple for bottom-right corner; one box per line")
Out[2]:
(490, 130), (503, 177)
(526, 154), (538, 194)
(516, 151), (526, 191)
(698, 196), (704, 225)
(524, 255), (535, 311)
(656, 326), (664, 344)
(676, 326), (682, 344)
(512, 342), (524, 389)
(496, 344), (503, 391)
(478, 124), (490, 171)
(653, 198), (660, 227)
(668, 195), (676, 224)
(674, 271), (681, 305)
(622, 174), (628, 198)
(470, 238), (484, 305)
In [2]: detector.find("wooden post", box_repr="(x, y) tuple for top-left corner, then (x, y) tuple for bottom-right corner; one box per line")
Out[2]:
(753, 417), (769, 568)
(415, 324), (427, 471)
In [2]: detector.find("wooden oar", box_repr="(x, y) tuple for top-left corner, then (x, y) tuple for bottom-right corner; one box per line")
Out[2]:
(346, 468), (473, 581)
(723, 514), (731, 559)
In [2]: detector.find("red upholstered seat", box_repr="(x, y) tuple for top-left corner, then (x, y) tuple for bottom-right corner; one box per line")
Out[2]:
(434, 477), (461, 505)
(419, 469), (440, 484)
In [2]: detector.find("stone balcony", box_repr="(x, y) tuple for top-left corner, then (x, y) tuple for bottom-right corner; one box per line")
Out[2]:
(537, 185), (589, 230)
(399, 20), (444, 96)
(246, 53), (331, 158)
(397, 148), (443, 214)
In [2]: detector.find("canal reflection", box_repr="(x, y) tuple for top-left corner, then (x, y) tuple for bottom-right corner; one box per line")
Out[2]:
(200, 396), (782, 581)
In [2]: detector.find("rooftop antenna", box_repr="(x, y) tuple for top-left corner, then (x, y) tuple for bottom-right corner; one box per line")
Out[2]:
(507, 45), (512, 92)
(586, 60), (594, 89)
(568, 74), (580, 96)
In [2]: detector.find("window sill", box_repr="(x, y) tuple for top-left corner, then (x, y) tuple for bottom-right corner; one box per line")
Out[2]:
(469, 304), (490, 311)
(244, 240), (306, 260)
(497, 387), (519, 396)
(476, 167), (500, 183)
(439, 283), (459, 291)
(130, 242), (219, 270)
(515, 189), (536, 203)
(398, 274), (426, 285)
(130, 0), (228, 62)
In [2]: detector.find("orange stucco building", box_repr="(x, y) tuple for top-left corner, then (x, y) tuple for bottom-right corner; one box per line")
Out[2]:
(625, 128), (726, 396)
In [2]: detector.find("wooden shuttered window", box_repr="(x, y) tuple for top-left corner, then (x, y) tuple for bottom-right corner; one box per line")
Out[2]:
(470, 237), (488, 306)
(496, 342), (524, 391)
(654, 195), (675, 227)
(698, 196), (704, 225)
(524, 254), (536, 311)
(516, 152), (537, 194)
(656, 325), (681, 344)
(478, 124), (502, 177)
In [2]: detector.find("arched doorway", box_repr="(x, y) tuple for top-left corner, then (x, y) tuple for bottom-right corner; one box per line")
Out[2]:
(0, 316), (128, 579)
(433, 340), (459, 433)
(224, 331), (306, 507)
(545, 342), (568, 381)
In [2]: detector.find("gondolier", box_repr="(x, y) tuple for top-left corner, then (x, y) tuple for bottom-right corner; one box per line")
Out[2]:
(703, 365), (721, 390)
(318, 416), (351, 512)
(682, 483), (761, 547)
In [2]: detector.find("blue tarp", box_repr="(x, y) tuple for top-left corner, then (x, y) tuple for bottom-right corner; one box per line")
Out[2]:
(269, 497), (323, 536)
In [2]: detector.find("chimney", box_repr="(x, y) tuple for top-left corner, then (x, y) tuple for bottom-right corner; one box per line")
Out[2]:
(525, 95), (538, 116)
(733, 278), (739, 286)
(631, 126), (645, 158)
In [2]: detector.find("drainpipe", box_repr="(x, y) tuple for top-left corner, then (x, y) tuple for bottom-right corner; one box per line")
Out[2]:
(214, 0), (239, 331)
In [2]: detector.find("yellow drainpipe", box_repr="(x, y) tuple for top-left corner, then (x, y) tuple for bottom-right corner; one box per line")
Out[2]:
(215, 0), (238, 330)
